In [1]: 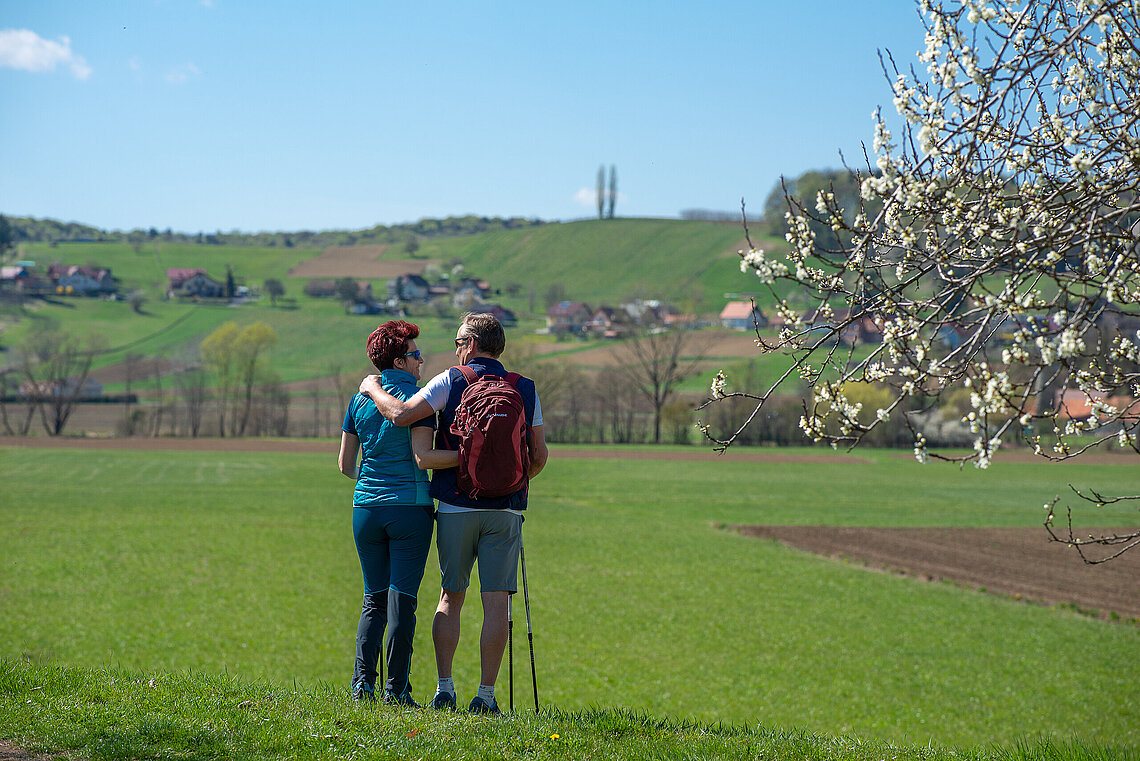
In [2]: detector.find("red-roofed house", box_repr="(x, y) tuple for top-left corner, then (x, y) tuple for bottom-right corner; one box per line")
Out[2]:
(167, 268), (206, 290)
(719, 301), (767, 330)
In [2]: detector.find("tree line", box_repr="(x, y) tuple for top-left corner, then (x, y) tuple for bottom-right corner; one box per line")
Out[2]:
(1, 214), (546, 250)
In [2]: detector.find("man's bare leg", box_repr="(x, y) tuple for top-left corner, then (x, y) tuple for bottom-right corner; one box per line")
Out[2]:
(478, 590), (509, 687)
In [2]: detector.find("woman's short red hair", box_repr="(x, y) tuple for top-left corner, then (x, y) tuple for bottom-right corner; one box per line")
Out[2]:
(366, 320), (420, 371)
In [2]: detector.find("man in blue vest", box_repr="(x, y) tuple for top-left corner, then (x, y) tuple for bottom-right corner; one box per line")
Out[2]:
(358, 312), (548, 715)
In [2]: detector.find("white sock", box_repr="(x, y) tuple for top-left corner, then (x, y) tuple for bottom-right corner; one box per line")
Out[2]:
(437, 677), (454, 696)
(477, 684), (495, 703)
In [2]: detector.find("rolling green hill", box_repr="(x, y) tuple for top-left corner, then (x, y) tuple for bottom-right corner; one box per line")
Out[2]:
(412, 218), (766, 313)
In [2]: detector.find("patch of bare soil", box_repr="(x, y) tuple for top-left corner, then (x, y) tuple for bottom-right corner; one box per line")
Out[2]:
(287, 246), (430, 279)
(735, 525), (1140, 620)
(0, 742), (50, 761)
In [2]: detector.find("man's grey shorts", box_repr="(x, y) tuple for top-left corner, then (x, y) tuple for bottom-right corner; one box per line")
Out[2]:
(436, 510), (521, 593)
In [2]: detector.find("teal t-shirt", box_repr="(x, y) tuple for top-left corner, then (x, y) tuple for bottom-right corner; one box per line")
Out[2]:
(342, 368), (434, 507)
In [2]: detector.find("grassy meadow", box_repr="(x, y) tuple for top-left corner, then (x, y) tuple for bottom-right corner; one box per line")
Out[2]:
(2, 442), (1138, 752)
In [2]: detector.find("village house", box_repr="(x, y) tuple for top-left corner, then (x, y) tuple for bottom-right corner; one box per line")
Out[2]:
(178, 272), (227, 299)
(387, 274), (430, 302)
(584, 305), (633, 338)
(662, 309), (697, 329)
(166, 268), (206, 291)
(621, 299), (676, 329)
(545, 301), (592, 335)
(719, 301), (767, 330)
(1055, 389), (1139, 421)
(838, 314), (882, 346)
(0, 264), (39, 293)
(454, 278), (491, 301)
(48, 264), (115, 295)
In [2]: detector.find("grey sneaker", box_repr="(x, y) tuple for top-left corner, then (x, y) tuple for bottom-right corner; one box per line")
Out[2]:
(429, 691), (457, 710)
(351, 682), (376, 702)
(467, 695), (501, 715)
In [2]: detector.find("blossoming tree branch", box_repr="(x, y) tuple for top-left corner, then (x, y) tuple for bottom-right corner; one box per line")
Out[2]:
(699, 0), (1140, 562)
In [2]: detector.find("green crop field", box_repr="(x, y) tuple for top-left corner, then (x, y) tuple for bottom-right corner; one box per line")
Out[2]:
(2, 442), (1137, 752)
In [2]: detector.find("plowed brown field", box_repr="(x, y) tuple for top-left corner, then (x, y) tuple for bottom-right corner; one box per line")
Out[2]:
(736, 525), (1140, 619)
(287, 245), (428, 279)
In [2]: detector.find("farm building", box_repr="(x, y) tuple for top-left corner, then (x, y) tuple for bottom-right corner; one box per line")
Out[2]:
(388, 274), (430, 301)
(48, 264), (115, 295)
(0, 265), (38, 292)
(546, 301), (592, 335)
(720, 301), (767, 330)
(584, 306), (634, 338)
(167, 268), (206, 290)
(177, 272), (227, 299)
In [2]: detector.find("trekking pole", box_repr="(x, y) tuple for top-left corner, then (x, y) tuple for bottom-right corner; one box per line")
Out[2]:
(519, 536), (538, 713)
(507, 594), (514, 713)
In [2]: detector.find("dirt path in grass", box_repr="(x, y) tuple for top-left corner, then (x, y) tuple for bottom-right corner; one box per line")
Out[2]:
(735, 525), (1140, 620)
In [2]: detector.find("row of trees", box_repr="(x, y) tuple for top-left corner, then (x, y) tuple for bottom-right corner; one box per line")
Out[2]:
(2, 215), (547, 250)
(0, 321), (285, 439)
(3, 314), (1073, 449)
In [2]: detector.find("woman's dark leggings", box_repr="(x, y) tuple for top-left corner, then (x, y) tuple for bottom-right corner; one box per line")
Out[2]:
(352, 504), (433, 699)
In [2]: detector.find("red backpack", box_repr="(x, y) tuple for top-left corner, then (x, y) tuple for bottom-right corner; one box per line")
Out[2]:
(449, 365), (531, 499)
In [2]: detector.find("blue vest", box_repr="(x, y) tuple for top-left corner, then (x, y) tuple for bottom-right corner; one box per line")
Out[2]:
(429, 357), (537, 510)
(343, 368), (432, 507)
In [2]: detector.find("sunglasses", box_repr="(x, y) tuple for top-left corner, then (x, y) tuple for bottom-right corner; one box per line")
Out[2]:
(454, 336), (471, 347)
(402, 350), (422, 361)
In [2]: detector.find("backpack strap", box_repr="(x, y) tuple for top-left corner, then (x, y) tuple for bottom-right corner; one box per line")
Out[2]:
(504, 372), (521, 388)
(455, 365), (479, 384)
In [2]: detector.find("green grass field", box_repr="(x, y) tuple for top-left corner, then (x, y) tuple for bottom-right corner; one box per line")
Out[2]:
(2, 443), (1137, 752)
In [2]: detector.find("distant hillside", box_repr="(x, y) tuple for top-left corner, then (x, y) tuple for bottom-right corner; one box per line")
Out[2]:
(411, 217), (783, 314)
(3, 218), (786, 390)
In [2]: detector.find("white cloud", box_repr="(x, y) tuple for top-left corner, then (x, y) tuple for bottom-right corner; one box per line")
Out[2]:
(0, 28), (91, 80)
(165, 62), (200, 83)
(573, 187), (626, 207)
(573, 188), (598, 207)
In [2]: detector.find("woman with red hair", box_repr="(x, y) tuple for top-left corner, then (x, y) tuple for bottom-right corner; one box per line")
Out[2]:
(338, 320), (456, 706)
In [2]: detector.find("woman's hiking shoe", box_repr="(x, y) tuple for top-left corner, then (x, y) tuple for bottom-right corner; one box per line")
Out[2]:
(383, 690), (421, 709)
(429, 691), (457, 710)
(351, 682), (376, 702)
(467, 696), (501, 715)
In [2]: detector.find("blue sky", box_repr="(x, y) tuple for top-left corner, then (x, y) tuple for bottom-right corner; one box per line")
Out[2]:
(0, 1), (927, 234)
